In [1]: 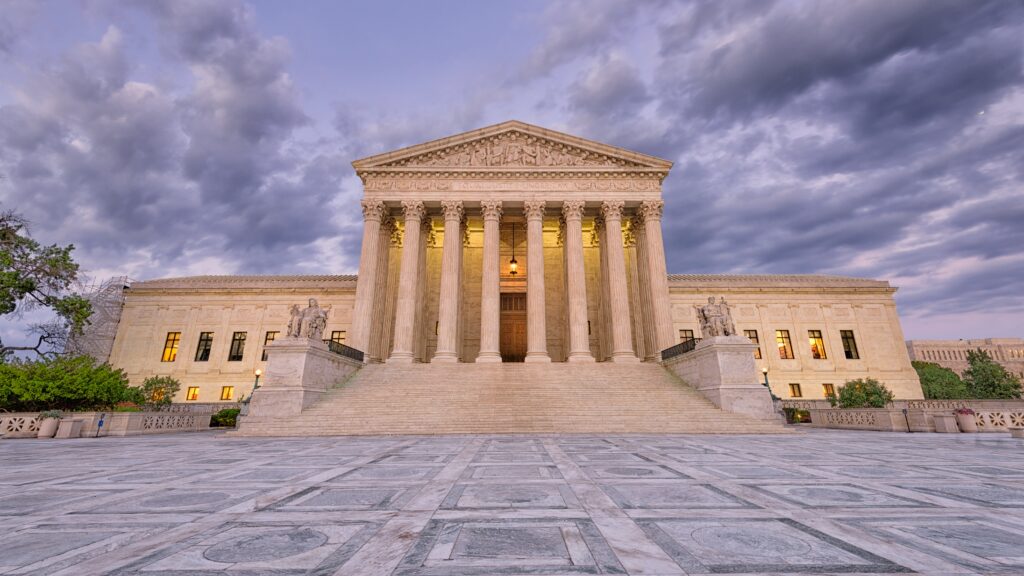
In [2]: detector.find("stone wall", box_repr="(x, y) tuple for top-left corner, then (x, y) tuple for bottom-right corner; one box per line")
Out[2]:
(1, 410), (213, 438)
(789, 399), (1024, 433)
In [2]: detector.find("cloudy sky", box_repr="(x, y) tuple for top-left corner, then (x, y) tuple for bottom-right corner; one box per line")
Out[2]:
(1, 0), (1022, 342)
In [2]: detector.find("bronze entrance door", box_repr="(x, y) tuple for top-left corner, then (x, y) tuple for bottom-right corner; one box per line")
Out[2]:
(500, 293), (527, 362)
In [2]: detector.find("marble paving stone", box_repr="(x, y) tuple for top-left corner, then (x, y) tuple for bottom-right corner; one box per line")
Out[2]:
(601, 483), (758, 510)
(331, 465), (444, 482)
(442, 483), (581, 510)
(77, 488), (257, 514)
(697, 464), (825, 480)
(568, 452), (652, 464)
(265, 486), (421, 511)
(461, 464), (563, 480)
(897, 483), (1024, 507)
(748, 483), (935, 508)
(638, 517), (911, 573)
(372, 453), (456, 464)
(472, 451), (552, 464)
(0, 489), (121, 515)
(582, 464), (690, 480)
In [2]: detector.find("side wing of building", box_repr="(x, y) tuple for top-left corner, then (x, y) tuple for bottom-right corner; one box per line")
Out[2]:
(669, 274), (923, 400)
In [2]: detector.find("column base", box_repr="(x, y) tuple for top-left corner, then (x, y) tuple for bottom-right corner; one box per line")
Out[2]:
(524, 353), (551, 363)
(387, 352), (415, 364)
(567, 353), (595, 363)
(611, 353), (641, 363)
(475, 352), (502, 363)
(431, 353), (459, 363)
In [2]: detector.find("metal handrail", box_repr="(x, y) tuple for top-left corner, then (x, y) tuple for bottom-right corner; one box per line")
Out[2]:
(324, 340), (365, 362)
(661, 338), (701, 360)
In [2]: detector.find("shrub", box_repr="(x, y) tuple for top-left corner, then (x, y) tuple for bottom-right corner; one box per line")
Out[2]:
(963, 349), (1023, 399)
(912, 361), (968, 399)
(834, 378), (894, 408)
(783, 407), (811, 423)
(210, 408), (240, 427)
(138, 376), (181, 408)
(38, 409), (63, 420)
(0, 355), (138, 411)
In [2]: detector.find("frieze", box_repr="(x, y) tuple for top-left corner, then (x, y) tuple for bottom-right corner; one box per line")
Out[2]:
(363, 176), (662, 192)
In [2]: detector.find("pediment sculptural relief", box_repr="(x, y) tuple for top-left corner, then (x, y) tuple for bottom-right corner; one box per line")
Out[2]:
(380, 131), (645, 169)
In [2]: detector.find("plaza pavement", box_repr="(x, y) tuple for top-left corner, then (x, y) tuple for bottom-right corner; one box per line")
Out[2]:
(1, 429), (1023, 575)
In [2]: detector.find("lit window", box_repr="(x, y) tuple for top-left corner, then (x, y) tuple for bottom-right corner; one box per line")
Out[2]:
(841, 330), (860, 360)
(228, 332), (247, 362)
(679, 329), (695, 343)
(744, 329), (762, 359)
(195, 332), (213, 362)
(808, 330), (827, 359)
(823, 383), (835, 397)
(220, 386), (234, 401)
(330, 331), (346, 345)
(776, 330), (795, 359)
(161, 332), (181, 362)
(262, 331), (279, 361)
(186, 387), (199, 401)
(788, 383), (802, 398)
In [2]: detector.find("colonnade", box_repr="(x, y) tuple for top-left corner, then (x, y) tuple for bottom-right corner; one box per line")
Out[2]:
(348, 199), (674, 363)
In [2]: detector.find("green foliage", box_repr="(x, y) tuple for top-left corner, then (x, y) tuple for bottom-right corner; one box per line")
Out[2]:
(963, 349), (1023, 399)
(113, 405), (142, 412)
(834, 378), (895, 408)
(782, 407), (811, 423)
(912, 360), (969, 399)
(0, 209), (92, 357)
(0, 355), (137, 411)
(38, 409), (63, 420)
(139, 376), (181, 407)
(210, 408), (240, 427)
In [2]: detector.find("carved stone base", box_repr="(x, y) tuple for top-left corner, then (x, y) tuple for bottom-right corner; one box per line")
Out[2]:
(244, 338), (362, 419)
(663, 336), (779, 421)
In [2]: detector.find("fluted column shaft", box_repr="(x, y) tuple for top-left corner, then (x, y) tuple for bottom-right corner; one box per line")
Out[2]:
(367, 215), (393, 362)
(524, 201), (551, 362)
(602, 201), (639, 362)
(476, 201), (503, 362)
(639, 200), (675, 356)
(433, 201), (464, 362)
(388, 201), (426, 363)
(349, 200), (386, 358)
(633, 218), (657, 361)
(563, 201), (594, 362)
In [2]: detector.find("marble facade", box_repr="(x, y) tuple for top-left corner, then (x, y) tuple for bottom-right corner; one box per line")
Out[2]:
(105, 121), (923, 403)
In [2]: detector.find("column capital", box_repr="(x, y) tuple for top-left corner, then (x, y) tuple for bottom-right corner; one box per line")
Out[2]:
(401, 200), (426, 221)
(638, 200), (664, 221)
(523, 200), (547, 221)
(600, 200), (625, 220)
(361, 199), (387, 222)
(480, 200), (503, 221)
(440, 200), (464, 221)
(561, 200), (586, 221)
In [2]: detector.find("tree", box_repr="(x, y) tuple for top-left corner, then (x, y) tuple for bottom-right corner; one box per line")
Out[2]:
(832, 378), (895, 408)
(0, 209), (92, 358)
(0, 355), (139, 411)
(139, 376), (181, 408)
(964, 349), (1022, 399)
(912, 360), (969, 399)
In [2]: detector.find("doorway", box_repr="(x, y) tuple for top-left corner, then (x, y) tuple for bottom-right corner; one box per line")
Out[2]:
(500, 293), (527, 362)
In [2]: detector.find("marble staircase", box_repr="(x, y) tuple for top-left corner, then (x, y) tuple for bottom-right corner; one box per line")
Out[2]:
(235, 362), (789, 436)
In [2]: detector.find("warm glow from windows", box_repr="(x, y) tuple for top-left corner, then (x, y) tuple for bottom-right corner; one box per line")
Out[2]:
(808, 330), (827, 359)
(161, 332), (181, 362)
(220, 386), (234, 401)
(788, 383), (802, 398)
(185, 387), (199, 401)
(776, 330), (794, 359)
(744, 330), (761, 359)
(823, 383), (835, 397)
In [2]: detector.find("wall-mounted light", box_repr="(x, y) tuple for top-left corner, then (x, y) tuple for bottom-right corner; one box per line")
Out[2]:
(509, 224), (518, 275)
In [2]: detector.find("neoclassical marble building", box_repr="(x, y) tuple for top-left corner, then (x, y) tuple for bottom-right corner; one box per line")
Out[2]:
(105, 121), (923, 405)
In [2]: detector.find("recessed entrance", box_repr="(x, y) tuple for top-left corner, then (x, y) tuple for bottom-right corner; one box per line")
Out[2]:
(500, 293), (527, 362)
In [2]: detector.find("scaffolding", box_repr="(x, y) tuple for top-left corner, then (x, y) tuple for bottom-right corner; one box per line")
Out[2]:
(65, 276), (130, 363)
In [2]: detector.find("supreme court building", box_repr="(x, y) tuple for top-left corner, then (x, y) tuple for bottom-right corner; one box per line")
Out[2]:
(103, 121), (923, 415)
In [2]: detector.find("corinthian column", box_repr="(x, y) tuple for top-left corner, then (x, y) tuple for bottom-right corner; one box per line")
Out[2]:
(349, 199), (386, 357)
(562, 200), (594, 362)
(523, 200), (550, 362)
(601, 201), (639, 362)
(367, 214), (393, 362)
(639, 200), (675, 356)
(433, 201), (464, 362)
(476, 200), (503, 363)
(388, 200), (426, 363)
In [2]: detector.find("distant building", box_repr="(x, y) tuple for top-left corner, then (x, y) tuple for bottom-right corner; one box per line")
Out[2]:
(906, 338), (1024, 378)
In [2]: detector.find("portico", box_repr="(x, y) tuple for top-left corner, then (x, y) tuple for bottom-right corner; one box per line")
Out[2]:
(347, 121), (676, 364)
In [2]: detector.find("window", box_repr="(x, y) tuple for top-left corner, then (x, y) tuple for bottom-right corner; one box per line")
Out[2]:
(841, 330), (860, 359)
(330, 331), (346, 345)
(788, 383), (803, 398)
(185, 387), (199, 401)
(161, 332), (181, 362)
(220, 386), (234, 401)
(808, 330), (827, 359)
(679, 329), (695, 343)
(823, 383), (835, 397)
(195, 332), (213, 362)
(261, 331), (279, 361)
(775, 330), (795, 359)
(228, 332), (247, 362)
(744, 329), (762, 359)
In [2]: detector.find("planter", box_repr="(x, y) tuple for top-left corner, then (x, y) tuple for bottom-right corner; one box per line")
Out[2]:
(955, 413), (978, 433)
(37, 417), (60, 438)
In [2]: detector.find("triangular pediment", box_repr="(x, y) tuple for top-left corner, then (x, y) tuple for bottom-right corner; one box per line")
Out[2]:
(352, 120), (672, 172)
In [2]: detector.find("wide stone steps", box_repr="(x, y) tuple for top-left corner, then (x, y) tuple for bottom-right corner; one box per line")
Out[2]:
(235, 362), (788, 436)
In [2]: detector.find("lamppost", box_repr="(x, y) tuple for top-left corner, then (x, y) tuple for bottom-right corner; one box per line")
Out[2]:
(252, 368), (262, 395)
(761, 367), (769, 388)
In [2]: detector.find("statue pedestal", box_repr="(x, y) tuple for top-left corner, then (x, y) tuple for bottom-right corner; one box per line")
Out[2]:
(663, 336), (778, 421)
(245, 338), (362, 418)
